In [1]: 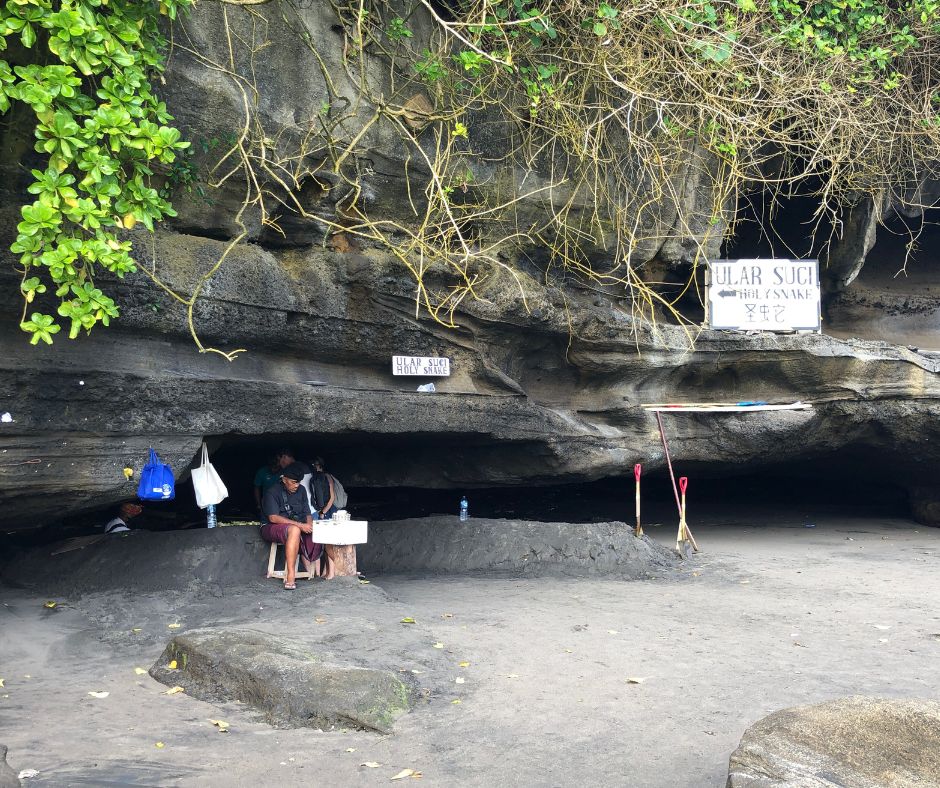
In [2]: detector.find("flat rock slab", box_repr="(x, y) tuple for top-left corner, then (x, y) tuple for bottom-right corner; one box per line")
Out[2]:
(727, 696), (940, 787)
(150, 627), (415, 734)
(358, 517), (678, 577)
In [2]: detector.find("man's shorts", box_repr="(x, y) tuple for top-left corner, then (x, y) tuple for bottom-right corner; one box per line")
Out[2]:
(260, 522), (322, 563)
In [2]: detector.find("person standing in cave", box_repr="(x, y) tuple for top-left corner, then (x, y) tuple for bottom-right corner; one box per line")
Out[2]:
(310, 457), (337, 520)
(253, 448), (305, 513)
(260, 463), (330, 588)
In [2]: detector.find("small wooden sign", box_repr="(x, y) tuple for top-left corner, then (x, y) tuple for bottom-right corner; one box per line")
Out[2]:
(392, 356), (451, 376)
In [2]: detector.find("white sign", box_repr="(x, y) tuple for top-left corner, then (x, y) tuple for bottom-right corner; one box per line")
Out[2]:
(708, 259), (820, 331)
(392, 355), (451, 376)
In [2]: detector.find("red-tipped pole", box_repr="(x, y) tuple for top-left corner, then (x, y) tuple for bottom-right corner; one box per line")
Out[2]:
(633, 463), (643, 536)
(675, 477), (699, 554)
(676, 476), (688, 554)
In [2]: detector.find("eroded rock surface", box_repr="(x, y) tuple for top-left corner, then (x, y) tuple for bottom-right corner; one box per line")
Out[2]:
(151, 628), (414, 733)
(0, 1), (939, 531)
(727, 697), (940, 787)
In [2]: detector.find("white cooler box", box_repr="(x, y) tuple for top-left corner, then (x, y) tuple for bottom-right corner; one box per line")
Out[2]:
(311, 519), (368, 546)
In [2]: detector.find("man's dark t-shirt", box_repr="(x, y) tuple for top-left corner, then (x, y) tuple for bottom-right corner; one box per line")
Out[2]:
(261, 484), (312, 527)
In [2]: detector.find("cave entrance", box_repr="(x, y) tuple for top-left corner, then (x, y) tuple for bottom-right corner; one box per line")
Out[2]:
(177, 432), (910, 530)
(825, 208), (940, 347)
(722, 186), (837, 262)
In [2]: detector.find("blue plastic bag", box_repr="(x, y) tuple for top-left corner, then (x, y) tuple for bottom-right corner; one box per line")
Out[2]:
(137, 448), (175, 501)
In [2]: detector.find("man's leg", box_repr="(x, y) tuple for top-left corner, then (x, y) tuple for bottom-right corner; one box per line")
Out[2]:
(283, 525), (301, 587)
(323, 546), (336, 580)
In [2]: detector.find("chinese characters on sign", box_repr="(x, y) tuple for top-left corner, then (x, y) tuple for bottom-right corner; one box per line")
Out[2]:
(392, 356), (451, 376)
(707, 259), (821, 331)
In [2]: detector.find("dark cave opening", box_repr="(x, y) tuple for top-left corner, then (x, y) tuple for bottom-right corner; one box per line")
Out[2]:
(2, 429), (912, 552)
(853, 210), (940, 287)
(722, 187), (836, 262)
(170, 432), (910, 530)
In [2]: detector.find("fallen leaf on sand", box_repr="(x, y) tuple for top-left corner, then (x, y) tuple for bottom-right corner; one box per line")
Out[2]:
(451, 699), (461, 705)
(361, 762), (380, 768)
(455, 677), (465, 684)
(872, 624), (891, 630)
(88, 691), (110, 698)
(400, 617), (416, 624)
(345, 748), (356, 753)
(359, 579), (370, 585)
(607, 630), (618, 635)
(441, 613), (454, 619)
(0, 679), (4, 688)
(209, 719), (229, 732)
(134, 668), (147, 676)
(739, 580), (750, 585)
(43, 601), (57, 609)
(878, 638), (888, 643)
(390, 768), (420, 780)
(506, 674), (520, 679)
(155, 742), (165, 749)
(458, 661), (470, 668)
(410, 669), (423, 674)
(131, 628), (142, 634)
(626, 677), (646, 684)
(432, 642), (444, 649)
(165, 686), (185, 695)
(168, 623), (181, 630)
(17, 769), (39, 780)
(315, 617), (326, 624)
(167, 660), (178, 670)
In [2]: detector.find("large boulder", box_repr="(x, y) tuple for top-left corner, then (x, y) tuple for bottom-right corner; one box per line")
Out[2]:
(150, 627), (415, 734)
(727, 697), (940, 787)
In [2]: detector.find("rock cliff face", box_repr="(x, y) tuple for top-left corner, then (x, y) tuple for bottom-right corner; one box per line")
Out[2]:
(1, 1), (940, 529)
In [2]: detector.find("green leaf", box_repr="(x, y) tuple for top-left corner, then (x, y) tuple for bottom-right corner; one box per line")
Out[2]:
(21, 23), (35, 49)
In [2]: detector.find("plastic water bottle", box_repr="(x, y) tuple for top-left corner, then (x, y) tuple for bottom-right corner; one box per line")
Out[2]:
(206, 503), (217, 529)
(459, 496), (469, 521)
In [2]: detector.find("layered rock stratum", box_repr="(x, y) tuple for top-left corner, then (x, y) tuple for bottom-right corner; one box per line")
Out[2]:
(1, 1), (939, 529)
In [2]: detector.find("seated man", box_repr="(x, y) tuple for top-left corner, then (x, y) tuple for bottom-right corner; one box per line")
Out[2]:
(260, 463), (332, 588)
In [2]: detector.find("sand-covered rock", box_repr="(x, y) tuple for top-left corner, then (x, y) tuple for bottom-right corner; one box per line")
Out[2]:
(1, 520), (680, 596)
(359, 517), (679, 577)
(727, 696), (940, 787)
(150, 628), (414, 733)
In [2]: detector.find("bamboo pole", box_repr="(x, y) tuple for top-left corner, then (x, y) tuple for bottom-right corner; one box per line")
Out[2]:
(634, 463), (643, 537)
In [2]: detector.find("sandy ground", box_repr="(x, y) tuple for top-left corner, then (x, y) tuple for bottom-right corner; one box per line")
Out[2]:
(2, 513), (939, 787)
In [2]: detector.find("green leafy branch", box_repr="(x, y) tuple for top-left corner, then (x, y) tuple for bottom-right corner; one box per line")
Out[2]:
(2, 0), (193, 345)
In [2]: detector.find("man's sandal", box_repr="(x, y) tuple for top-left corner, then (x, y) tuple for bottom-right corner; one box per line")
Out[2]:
(283, 582), (297, 590)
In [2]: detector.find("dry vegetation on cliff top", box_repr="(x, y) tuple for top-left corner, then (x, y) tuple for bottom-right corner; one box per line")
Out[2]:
(7, 0), (940, 348)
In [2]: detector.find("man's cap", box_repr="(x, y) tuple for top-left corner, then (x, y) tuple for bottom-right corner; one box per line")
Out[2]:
(281, 463), (306, 482)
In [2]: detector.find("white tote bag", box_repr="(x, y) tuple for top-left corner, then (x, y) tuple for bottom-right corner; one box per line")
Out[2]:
(191, 443), (228, 509)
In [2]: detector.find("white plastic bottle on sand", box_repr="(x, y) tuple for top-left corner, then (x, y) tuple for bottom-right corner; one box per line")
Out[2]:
(207, 504), (217, 529)
(459, 496), (469, 521)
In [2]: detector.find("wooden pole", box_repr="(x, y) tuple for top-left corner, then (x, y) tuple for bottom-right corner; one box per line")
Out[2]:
(634, 463), (643, 537)
(655, 411), (682, 517)
(675, 477), (700, 554)
(676, 476), (689, 554)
